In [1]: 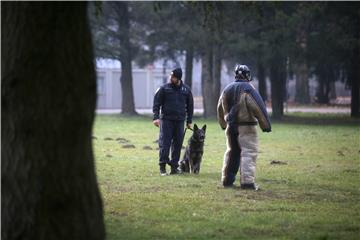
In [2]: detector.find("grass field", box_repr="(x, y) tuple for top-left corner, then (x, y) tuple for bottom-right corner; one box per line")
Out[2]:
(92, 113), (360, 240)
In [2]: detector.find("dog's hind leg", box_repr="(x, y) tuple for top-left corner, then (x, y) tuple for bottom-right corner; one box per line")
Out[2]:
(184, 155), (190, 172)
(179, 154), (190, 173)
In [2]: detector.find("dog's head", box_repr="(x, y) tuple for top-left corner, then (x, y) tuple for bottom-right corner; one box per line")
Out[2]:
(192, 124), (206, 143)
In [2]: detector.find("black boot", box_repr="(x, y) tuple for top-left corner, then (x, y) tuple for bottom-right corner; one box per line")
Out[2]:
(240, 183), (260, 191)
(160, 164), (167, 176)
(170, 166), (181, 175)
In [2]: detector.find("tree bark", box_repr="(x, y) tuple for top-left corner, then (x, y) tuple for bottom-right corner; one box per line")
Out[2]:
(270, 57), (286, 119)
(201, 47), (213, 118)
(257, 61), (267, 102)
(350, 39), (360, 117)
(213, 43), (222, 103)
(1, 3), (105, 240)
(201, 43), (221, 118)
(185, 45), (194, 90)
(315, 65), (332, 104)
(294, 9), (310, 104)
(329, 81), (337, 100)
(295, 62), (310, 104)
(115, 2), (137, 115)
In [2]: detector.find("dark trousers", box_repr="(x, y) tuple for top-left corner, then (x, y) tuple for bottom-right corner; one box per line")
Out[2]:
(222, 125), (241, 186)
(159, 119), (184, 168)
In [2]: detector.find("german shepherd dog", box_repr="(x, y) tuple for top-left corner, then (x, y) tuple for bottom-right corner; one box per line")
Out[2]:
(179, 124), (206, 174)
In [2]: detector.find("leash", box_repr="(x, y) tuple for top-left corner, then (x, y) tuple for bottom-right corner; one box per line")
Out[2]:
(181, 126), (193, 149)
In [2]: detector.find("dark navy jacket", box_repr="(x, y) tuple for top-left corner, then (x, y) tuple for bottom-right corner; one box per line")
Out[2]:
(153, 81), (194, 124)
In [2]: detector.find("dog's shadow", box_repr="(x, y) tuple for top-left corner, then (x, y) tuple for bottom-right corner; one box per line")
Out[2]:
(180, 172), (221, 181)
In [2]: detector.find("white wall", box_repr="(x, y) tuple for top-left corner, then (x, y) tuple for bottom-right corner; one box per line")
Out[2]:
(96, 67), (164, 109)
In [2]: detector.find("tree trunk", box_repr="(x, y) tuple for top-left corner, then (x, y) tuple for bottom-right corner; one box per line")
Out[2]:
(270, 57), (286, 119)
(213, 43), (222, 105)
(116, 2), (137, 115)
(329, 81), (337, 100)
(120, 58), (137, 115)
(201, 43), (221, 118)
(315, 65), (331, 104)
(257, 61), (267, 102)
(201, 47), (213, 118)
(185, 45), (194, 90)
(295, 62), (310, 104)
(350, 40), (360, 117)
(162, 59), (168, 85)
(294, 18), (310, 104)
(2, 2), (105, 240)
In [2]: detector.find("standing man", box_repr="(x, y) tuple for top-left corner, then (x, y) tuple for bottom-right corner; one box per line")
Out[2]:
(153, 68), (194, 176)
(217, 64), (271, 190)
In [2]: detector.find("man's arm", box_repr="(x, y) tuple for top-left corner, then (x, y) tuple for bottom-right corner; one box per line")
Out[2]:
(217, 92), (227, 130)
(153, 87), (164, 121)
(247, 88), (271, 132)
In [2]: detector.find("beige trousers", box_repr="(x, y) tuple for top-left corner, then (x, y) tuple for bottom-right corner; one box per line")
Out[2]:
(221, 125), (258, 186)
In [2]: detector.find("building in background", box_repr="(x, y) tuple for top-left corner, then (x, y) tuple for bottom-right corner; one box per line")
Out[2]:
(96, 59), (351, 110)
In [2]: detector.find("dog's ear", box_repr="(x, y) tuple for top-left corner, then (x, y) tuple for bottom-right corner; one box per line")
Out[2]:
(202, 124), (207, 133)
(194, 124), (199, 131)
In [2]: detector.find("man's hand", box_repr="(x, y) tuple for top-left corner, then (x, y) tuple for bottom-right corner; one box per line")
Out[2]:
(153, 119), (160, 127)
(186, 123), (192, 130)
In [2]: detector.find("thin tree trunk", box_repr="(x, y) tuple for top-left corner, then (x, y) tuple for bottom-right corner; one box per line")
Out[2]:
(257, 62), (267, 102)
(350, 40), (360, 117)
(116, 2), (137, 115)
(212, 43), (222, 107)
(201, 47), (212, 118)
(270, 57), (286, 119)
(185, 45), (194, 89)
(201, 43), (220, 119)
(120, 58), (137, 115)
(294, 18), (310, 104)
(1, 2), (105, 240)
(295, 62), (310, 104)
(316, 66), (331, 104)
(162, 59), (167, 85)
(329, 81), (337, 100)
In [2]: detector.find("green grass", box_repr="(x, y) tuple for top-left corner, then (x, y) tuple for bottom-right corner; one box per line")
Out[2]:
(93, 113), (360, 240)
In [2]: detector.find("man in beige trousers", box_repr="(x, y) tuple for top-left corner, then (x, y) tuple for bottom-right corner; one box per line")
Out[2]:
(217, 64), (271, 190)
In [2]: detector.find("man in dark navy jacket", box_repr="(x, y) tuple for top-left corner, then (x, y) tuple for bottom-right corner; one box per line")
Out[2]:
(153, 68), (194, 176)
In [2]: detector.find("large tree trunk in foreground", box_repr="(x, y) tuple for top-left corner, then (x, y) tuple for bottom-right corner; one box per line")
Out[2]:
(1, 3), (105, 240)
(115, 2), (137, 115)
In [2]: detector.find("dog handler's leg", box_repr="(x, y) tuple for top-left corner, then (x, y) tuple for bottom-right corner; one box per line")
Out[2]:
(159, 119), (173, 167)
(221, 125), (241, 186)
(238, 126), (258, 185)
(170, 120), (184, 169)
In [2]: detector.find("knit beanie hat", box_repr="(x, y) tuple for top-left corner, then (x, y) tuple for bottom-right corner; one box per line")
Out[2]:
(171, 68), (182, 80)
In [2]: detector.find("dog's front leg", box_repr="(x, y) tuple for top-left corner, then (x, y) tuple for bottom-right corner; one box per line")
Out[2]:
(189, 156), (194, 174)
